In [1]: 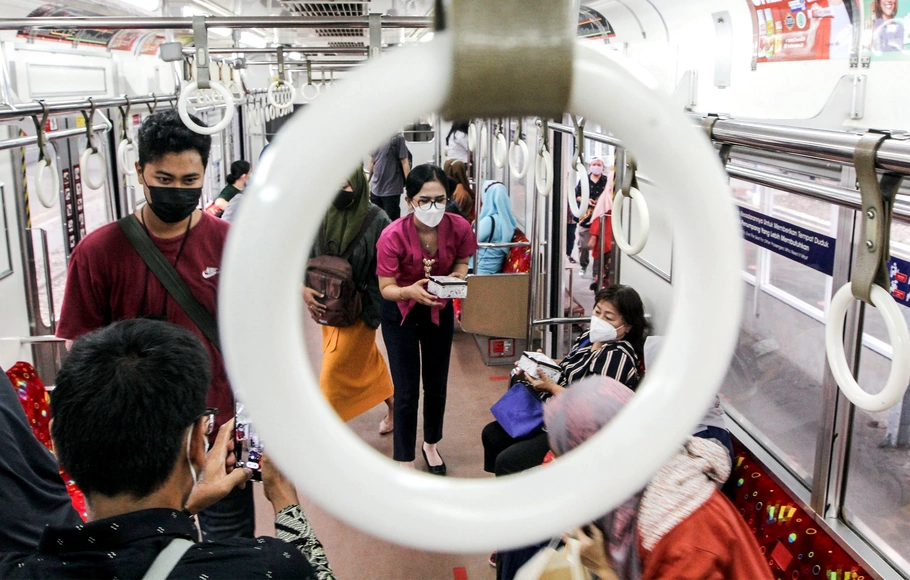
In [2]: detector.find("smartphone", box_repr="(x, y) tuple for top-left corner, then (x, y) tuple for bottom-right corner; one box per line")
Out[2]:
(234, 400), (263, 481)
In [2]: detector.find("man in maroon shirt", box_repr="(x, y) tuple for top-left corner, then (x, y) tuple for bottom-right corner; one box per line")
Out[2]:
(56, 110), (252, 540)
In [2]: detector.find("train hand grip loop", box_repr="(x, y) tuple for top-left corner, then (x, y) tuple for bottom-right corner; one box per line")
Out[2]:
(79, 98), (106, 190)
(535, 147), (553, 196)
(268, 80), (295, 111)
(302, 59), (320, 101)
(825, 132), (910, 412)
(32, 103), (60, 208)
(493, 122), (508, 169)
(612, 155), (650, 255)
(221, 33), (742, 553)
(118, 97), (137, 177)
(567, 160), (589, 218)
(508, 117), (528, 179)
(177, 80), (235, 135)
(467, 121), (477, 152)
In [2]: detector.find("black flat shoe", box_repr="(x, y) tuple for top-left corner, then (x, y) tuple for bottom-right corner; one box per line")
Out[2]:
(422, 448), (447, 476)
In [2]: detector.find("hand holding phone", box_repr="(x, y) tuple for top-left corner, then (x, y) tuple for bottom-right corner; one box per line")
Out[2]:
(234, 401), (264, 481)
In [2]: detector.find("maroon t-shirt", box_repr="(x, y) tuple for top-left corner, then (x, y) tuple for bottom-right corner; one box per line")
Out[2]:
(57, 212), (233, 430)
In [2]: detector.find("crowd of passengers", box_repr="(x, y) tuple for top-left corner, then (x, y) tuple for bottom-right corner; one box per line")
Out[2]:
(0, 111), (771, 579)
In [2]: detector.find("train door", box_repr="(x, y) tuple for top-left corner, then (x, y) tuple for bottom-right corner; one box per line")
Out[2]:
(12, 112), (115, 385)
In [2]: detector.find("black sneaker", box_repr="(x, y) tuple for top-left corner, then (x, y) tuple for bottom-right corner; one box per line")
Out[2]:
(568, 256), (577, 264)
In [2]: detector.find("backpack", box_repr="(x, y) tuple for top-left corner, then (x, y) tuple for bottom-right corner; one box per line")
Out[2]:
(305, 206), (381, 327)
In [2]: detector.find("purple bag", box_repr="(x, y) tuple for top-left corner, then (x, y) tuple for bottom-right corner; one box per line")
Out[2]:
(490, 382), (544, 438)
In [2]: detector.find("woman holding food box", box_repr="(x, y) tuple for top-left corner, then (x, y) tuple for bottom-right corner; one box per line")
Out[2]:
(481, 284), (651, 477)
(376, 163), (478, 475)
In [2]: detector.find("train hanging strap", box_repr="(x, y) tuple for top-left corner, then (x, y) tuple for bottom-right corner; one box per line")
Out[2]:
(852, 132), (903, 305)
(118, 215), (221, 351)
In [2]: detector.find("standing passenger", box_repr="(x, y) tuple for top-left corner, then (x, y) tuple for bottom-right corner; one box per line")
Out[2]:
(213, 160), (250, 214)
(444, 121), (471, 164)
(303, 167), (395, 432)
(55, 110), (252, 540)
(368, 132), (411, 221)
(376, 164), (478, 474)
(575, 157), (609, 277)
(475, 181), (517, 274)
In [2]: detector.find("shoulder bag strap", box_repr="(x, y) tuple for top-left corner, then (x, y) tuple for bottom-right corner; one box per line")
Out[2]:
(340, 206), (381, 260)
(118, 215), (221, 351)
(141, 538), (194, 580)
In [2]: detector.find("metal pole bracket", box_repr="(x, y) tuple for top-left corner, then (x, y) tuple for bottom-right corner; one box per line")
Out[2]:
(619, 153), (638, 198)
(32, 101), (50, 163)
(81, 98), (98, 153)
(852, 131), (904, 304)
(571, 114), (585, 166)
(192, 16), (211, 90)
(118, 96), (133, 144)
(440, 0), (576, 120)
(276, 46), (286, 85)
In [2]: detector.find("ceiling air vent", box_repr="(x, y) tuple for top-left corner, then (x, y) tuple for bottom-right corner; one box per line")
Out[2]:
(280, 2), (369, 17)
(328, 41), (364, 48)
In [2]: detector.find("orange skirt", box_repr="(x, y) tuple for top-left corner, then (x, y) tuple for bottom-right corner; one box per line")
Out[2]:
(320, 319), (394, 422)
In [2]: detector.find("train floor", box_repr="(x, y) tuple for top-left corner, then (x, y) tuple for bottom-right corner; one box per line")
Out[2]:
(251, 315), (508, 580)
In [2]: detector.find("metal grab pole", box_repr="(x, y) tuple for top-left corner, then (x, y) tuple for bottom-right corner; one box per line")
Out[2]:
(0, 94), (177, 122)
(598, 212), (607, 290)
(184, 46), (368, 55)
(0, 122), (111, 152)
(0, 15), (433, 30)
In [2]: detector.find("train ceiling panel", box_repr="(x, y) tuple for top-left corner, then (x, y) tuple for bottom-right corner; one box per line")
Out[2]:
(281, 2), (370, 17)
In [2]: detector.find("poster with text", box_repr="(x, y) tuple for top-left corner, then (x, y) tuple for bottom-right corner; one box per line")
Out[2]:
(868, 0), (910, 60)
(751, 0), (855, 62)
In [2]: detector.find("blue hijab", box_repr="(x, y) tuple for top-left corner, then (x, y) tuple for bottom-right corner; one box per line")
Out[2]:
(475, 181), (517, 274)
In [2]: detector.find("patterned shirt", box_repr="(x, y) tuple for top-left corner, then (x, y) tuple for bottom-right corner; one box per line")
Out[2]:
(0, 507), (330, 579)
(559, 331), (640, 390)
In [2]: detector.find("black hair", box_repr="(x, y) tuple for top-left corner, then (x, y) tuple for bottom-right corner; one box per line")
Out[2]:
(595, 284), (651, 363)
(137, 109), (212, 169)
(445, 120), (470, 145)
(226, 160), (251, 185)
(405, 163), (448, 199)
(51, 319), (210, 498)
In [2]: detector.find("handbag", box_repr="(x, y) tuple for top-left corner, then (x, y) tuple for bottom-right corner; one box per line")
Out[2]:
(490, 381), (544, 438)
(515, 538), (590, 580)
(305, 206), (380, 327)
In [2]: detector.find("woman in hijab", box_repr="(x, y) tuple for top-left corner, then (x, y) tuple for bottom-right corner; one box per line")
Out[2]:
(443, 159), (475, 223)
(476, 181), (517, 274)
(543, 376), (772, 580)
(303, 166), (395, 433)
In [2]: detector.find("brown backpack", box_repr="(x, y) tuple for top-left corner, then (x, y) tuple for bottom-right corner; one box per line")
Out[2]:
(306, 206), (380, 327)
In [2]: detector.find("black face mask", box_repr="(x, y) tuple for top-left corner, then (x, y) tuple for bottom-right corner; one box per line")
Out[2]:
(146, 184), (202, 223)
(332, 189), (356, 210)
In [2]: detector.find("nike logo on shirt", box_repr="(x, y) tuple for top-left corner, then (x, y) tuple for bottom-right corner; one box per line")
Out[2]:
(202, 267), (219, 279)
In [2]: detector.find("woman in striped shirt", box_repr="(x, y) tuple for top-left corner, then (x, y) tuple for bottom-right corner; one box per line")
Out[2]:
(482, 285), (650, 476)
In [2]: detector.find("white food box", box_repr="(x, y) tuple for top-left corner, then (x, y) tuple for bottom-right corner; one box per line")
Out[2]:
(428, 275), (468, 299)
(516, 351), (562, 382)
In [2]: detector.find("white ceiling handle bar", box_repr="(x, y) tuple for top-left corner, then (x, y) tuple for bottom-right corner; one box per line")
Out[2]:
(467, 121), (477, 152)
(177, 80), (235, 135)
(80, 147), (106, 190)
(119, 139), (137, 176)
(269, 81), (295, 111)
(35, 157), (60, 208)
(535, 146), (553, 196)
(567, 159), (589, 219)
(509, 138), (529, 180)
(493, 126), (508, 168)
(220, 35), (742, 553)
(826, 284), (910, 411)
(612, 187), (650, 255)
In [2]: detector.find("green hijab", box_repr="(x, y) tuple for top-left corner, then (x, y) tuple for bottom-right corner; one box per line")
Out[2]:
(322, 166), (372, 256)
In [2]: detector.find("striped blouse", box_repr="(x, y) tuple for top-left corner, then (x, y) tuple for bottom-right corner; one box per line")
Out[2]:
(559, 331), (640, 391)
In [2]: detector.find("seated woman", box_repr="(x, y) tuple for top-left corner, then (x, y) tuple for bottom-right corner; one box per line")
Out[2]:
(481, 284), (650, 476)
(545, 376), (772, 580)
(475, 181), (517, 275)
(212, 160), (250, 215)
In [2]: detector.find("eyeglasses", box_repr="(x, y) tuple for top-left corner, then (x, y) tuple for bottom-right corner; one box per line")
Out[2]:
(415, 198), (446, 211)
(197, 407), (218, 436)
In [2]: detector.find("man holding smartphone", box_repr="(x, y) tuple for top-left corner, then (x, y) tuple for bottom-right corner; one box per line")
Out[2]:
(56, 110), (250, 539)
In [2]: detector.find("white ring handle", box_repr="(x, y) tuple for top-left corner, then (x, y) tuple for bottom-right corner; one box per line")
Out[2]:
(221, 35), (742, 553)
(509, 139), (529, 179)
(493, 131), (508, 168)
(177, 81), (235, 135)
(35, 157), (60, 208)
(825, 284), (910, 411)
(567, 160), (590, 219)
(268, 81), (296, 110)
(467, 122), (477, 152)
(535, 147), (553, 196)
(118, 139), (137, 177)
(80, 147), (106, 190)
(611, 187), (650, 255)
(301, 83), (320, 101)
(479, 123), (488, 162)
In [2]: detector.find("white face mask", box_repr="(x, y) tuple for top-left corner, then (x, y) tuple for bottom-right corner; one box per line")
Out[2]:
(590, 316), (622, 343)
(414, 205), (445, 228)
(589, 165), (604, 176)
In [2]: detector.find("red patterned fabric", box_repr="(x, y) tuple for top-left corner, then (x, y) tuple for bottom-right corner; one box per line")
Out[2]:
(5, 362), (88, 521)
(503, 229), (531, 274)
(729, 440), (868, 579)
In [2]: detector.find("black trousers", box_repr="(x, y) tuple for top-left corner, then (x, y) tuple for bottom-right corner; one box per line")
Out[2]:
(565, 223), (577, 258)
(481, 421), (551, 476)
(371, 194), (401, 221)
(196, 483), (255, 540)
(381, 300), (455, 462)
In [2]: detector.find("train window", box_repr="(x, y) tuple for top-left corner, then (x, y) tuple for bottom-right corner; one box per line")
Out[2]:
(403, 121), (434, 142)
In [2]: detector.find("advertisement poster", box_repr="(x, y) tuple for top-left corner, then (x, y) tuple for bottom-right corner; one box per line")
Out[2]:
(868, 0), (910, 59)
(108, 30), (145, 52)
(578, 6), (616, 41)
(18, 4), (114, 47)
(750, 0), (855, 62)
(138, 34), (167, 56)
